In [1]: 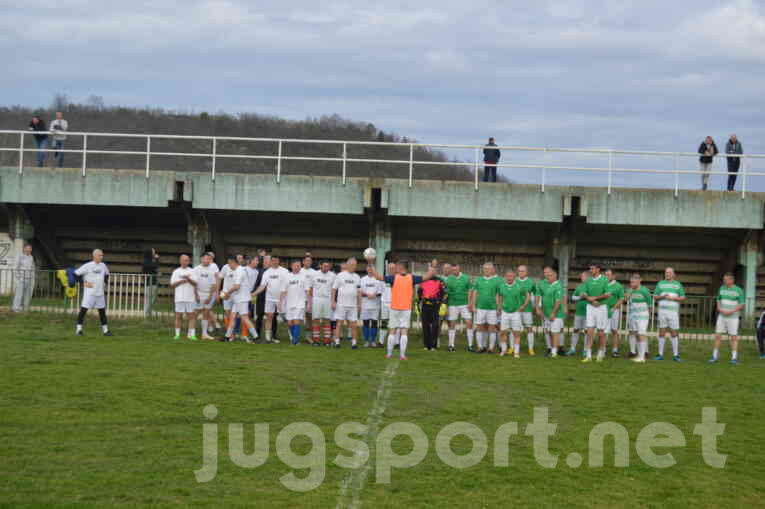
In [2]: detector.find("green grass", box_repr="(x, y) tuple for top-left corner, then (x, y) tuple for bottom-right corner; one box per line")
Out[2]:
(1, 312), (764, 508)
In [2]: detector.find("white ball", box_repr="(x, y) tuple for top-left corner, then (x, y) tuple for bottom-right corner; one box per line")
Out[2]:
(363, 247), (377, 259)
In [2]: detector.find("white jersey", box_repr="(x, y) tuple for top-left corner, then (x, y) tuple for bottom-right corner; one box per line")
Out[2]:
(210, 262), (220, 272)
(75, 261), (109, 298)
(221, 264), (237, 293)
(311, 271), (336, 299)
(333, 271), (361, 308)
(193, 263), (219, 294)
(260, 266), (290, 301)
(171, 267), (196, 302)
(244, 266), (259, 294)
(300, 267), (318, 290)
(286, 271), (309, 308)
(360, 275), (382, 311)
(233, 266), (251, 304)
(381, 280), (392, 305)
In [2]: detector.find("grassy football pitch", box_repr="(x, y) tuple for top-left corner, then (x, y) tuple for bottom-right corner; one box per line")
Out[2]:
(1, 312), (764, 508)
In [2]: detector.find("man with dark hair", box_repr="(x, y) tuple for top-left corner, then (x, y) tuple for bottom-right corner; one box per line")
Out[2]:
(482, 137), (501, 183)
(725, 134), (743, 191)
(28, 116), (48, 167)
(418, 271), (447, 351)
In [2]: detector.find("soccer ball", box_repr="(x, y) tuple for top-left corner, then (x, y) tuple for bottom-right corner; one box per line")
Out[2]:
(363, 247), (377, 260)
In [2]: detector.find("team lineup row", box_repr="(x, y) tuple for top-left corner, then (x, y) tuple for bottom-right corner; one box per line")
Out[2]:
(71, 249), (747, 364)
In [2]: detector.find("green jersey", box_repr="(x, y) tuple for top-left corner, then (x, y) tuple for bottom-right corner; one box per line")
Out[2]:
(654, 280), (685, 313)
(541, 280), (565, 319)
(626, 286), (652, 320)
(498, 280), (527, 313)
(605, 280), (624, 318)
(473, 275), (502, 310)
(584, 275), (610, 308)
(573, 283), (588, 317)
(517, 277), (536, 312)
(717, 285), (745, 319)
(445, 273), (472, 307)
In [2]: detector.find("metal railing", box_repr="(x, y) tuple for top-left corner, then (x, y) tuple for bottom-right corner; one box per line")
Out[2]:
(1, 129), (763, 196)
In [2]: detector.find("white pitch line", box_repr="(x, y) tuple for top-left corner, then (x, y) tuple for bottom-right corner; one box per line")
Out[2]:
(336, 360), (399, 509)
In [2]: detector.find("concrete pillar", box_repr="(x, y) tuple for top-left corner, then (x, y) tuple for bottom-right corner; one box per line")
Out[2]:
(7, 205), (34, 263)
(738, 234), (759, 320)
(186, 211), (210, 266)
(368, 212), (392, 275)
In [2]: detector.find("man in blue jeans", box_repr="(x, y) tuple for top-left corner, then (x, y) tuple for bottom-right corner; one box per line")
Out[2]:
(483, 137), (500, 182)
(28, 116), (48, 167)
(50, 112), (69, 168)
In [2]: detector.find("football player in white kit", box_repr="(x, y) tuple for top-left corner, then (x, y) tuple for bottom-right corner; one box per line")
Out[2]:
(218, 255), (236, 333)
(170, 254), (198, 340)
(193, 252), (219, 340)
(310, 261), (336, 345)
(378, 262), (395, 347)
(222, 256), (258, 343)
(253, 256), (289, 343)
(284, 260), (310, 344)
(360, 265), (383, 347)
(300, 255), (317, 343)
(74, 249), (112, 336)
(331, 258), (362, 349)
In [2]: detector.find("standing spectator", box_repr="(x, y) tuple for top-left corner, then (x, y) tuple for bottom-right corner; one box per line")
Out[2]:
(142, 248), (160, 315)
(725, 134), (743, 191)
(697, 136), (718, 191)
(49, 112), (69, 168)
(12, 244), (36, 312)
(418, 274), (447, 351)
(28, 116), (48, 167)
(482, 137), (501, 183)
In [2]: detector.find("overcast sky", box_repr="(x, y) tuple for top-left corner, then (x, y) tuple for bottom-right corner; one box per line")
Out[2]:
(3, 0), (765, 189)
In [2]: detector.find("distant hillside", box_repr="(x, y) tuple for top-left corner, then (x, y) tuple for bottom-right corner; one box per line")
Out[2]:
(0, 101), (476, 180)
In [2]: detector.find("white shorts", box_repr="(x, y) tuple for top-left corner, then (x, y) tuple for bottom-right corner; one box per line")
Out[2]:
(232, 302), (250, 316)
(223, 298), (233, 311)
(361, 308), (380, 321)
(629, 317), (649, 335)
(312, 297), (332, 320)
(389, 309), (412, 330)
(586, 304), (609, 330)
(175, 301), (196, 314)
(500, 311), (523, 332)
(475, 309), (498, 326)
(573, 315), (587, 330)
(521, 311), (534, 327)
(335, 305), (358, 322)
(543, 317), (564, 333)
(380, 305), (390, 320)
(715, 315), (740, 336)
(657, 310), (680, 331)
(196, 292), (215, 310)
(265, 299), (280, 314)
(447, 305), (472, 322)
(81, 294), (106, 310)
(286, 307), (305, 321)
(610, 309), (621, 331)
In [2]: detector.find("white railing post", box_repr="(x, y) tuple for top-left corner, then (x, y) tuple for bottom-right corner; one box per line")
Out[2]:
(473, 147), (479, 191)
(541, 148), (547, 193)
(742, 155), (747, 199)
(276, 140), (282, 184)
(18, 131), (24, 174)
(342, 142), (347, 185)
(607, 150), (613, 195)
(81, 134), (88, 177)
(673, 152), (679, 197)
(211, 137), (217, 181)
(145, 136), (151, 178)
(408, 144), (414, 188)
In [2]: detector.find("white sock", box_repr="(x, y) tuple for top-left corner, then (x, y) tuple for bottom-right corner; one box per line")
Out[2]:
(639, 341), (647, 360)
(658, 336), (666, 356)
(500, 342), (508, 354)
(201, 320), (208, 335)
(467, 328), (474, 347)
(448, 329), (456, 347)
(266, 330), (272, 342)
(102, 324), (109, 333)
(527, 332), (534, 350)
(571, 332), (579, 350)
(552, 346), (558, 355)
(188, 328), (195, 337)
(586, 348), (592, 359)
(476, 331), (484, 349)
(175, 328), (181, 336)
(351, 338), (357, 346)
(380, 330), (387, 345)
(628, 335), (636, 354)
(671, 336), (679, 356)
(514, 343), (520, 354)
(489, 332), (497, 350)
(394, 330), (401, 345)
(544, 333), (551, 349)
(400, 335), (409, 358)
(732, 350), (738, 360)
(712, 348), (719, 360)
(249, 326), (258, 339)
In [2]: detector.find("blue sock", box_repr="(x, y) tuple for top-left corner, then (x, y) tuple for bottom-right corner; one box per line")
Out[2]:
(293, 325), (301, 344)
(234, 317), (241, 334)
(371, 328), (378, 343)
(362, 325), (369, 342)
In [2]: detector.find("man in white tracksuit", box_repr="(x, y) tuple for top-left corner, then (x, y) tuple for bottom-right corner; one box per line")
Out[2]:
(12, 244), (36, 312)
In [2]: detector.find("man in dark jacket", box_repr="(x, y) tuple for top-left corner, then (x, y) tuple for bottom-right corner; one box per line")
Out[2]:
(483, 137), (501, 183)
(418, 276), (447, 351)
(28, 116), (48, 167)
(142, 248), (160, 315)
(725, 134), (743, 191)
(698, 136), (718, 191)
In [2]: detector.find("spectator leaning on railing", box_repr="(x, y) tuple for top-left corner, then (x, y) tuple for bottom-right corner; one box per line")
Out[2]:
(49, 111), (69, 168)
(697, 136), (718, 191)
(28, 116), (48, 167)
(725, 134), (743, 192)
(483, 137), (501, 183)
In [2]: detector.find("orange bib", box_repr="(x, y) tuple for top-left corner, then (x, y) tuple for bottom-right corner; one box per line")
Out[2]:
(391, 274), (414, 311)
